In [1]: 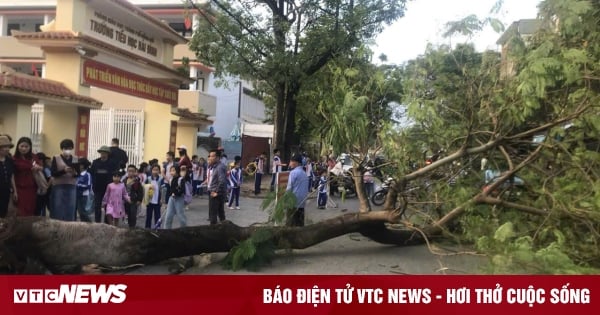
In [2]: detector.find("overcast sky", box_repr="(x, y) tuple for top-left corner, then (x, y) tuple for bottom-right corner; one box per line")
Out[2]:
(372, 0), (543, 64)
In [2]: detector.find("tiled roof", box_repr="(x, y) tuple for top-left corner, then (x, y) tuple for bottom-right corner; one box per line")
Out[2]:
(12, 30), (77, 40)
(0, 69), (102, 107)
(496, 19), (542, 45)
(173, 107), (212, 122)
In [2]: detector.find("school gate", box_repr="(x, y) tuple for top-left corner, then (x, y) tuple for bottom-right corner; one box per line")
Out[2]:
(87, 108), (145, 165)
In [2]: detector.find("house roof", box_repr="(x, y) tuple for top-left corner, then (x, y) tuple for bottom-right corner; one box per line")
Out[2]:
(497, 19), (542, 45)
(172, 107), (213, 124)
(0, 67), (102, 107)
(11, 30), (192, 84)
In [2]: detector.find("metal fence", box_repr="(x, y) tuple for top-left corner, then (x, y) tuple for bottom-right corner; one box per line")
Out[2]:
(87, 108), (145, 165)
(30, 104), (44, 153)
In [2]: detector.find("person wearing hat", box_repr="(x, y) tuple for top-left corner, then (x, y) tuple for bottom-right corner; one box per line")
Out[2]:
(90, 145), (118, 223)
(0, 134), (17, 218)
(286, 153), (309, 227)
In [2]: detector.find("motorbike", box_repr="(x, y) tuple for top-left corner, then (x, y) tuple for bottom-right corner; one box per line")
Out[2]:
(370, 177), (393, 206)
(482, 169), (526, 201)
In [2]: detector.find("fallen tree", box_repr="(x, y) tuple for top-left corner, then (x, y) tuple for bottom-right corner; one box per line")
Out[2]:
(0, 208), (426, 272)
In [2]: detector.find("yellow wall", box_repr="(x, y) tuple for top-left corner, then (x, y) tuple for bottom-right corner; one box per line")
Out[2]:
(0, 102), (33, 141)
(42, 105), (78, 156)
(143, 101), (174, 162)
(0, 103), (18, 137)
(176, 124), (198, 156)
(55, 0), (88, 32)
(90, 87), (146, 110)
(44, 52), (88, 94)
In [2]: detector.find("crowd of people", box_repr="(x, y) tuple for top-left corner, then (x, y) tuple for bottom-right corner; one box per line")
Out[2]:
(0, 134), (241, 229)
(1, 132), (356, 230)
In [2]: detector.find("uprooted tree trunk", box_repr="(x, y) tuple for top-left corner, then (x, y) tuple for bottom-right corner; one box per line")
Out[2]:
(0, 209), (424, 270)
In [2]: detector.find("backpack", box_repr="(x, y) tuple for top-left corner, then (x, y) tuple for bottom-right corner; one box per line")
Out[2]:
(179, 177), (193, 205)
(131, 180), (144, 203)
(123, 177), (143, 203)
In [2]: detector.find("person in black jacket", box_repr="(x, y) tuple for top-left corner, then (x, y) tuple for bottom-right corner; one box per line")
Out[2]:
(90, 145), (118, 223)
(109, 138), (128, 171)
(163, 165), (187, 229)
(124, 164), (143, 228)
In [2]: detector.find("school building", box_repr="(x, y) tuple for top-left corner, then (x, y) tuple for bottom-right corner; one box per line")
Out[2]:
(0, 0), (217, 163)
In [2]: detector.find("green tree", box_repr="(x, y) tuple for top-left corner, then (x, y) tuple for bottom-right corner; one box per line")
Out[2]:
(379, 0), (600, 273)
(187, 0), (407, 159)
(301, 48), (402, 212)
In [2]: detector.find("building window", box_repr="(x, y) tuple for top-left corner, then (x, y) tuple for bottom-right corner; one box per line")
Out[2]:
(168, 22), (192, 37)
(197, 78), (205, 92)
(7, 23), (20, 36)
(35, 23), (43, 32)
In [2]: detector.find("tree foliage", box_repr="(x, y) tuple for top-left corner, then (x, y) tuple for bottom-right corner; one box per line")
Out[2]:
(187, 0), (407, 158)
(377, 0), (600, 273)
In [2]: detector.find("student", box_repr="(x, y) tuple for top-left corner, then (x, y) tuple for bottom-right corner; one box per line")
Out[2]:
(270, 149), (286, 191)
(191, 155), (203, 197)
(76, 158), (92, 222)
(144, 164), (163, 229)
(253, 152), (266, 195)
(228, 157), (242, 210)
(124, 164), (144, 228)
(317, 169), (328, 209)
(163, 165), (188, 229)
(102, 171), (130, 227)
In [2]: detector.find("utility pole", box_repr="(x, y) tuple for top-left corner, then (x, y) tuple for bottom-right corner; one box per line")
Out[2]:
(237, 80), (242, 119)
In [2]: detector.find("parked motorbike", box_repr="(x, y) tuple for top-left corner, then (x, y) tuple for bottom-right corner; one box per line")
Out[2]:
(370, 177), (393, 206)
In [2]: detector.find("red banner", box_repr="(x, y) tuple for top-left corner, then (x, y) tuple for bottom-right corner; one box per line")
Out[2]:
(81, 59), (179, 106)
(0, 275), (596, 315)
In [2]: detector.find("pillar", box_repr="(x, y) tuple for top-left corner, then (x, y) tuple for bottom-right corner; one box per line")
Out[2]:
(15, 103), (32, 140)
(189, 66), (197, 91)
(0, 15), (6, 36)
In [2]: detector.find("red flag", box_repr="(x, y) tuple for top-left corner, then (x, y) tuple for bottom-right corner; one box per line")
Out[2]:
(31, 64), (39, 77)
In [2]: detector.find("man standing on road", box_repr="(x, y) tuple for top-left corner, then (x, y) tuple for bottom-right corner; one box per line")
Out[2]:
(207, 149), (227, 225)
(286, 153), (309, 227)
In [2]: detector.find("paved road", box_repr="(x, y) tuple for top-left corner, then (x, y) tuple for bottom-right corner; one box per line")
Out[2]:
(123, 176), (485, 275)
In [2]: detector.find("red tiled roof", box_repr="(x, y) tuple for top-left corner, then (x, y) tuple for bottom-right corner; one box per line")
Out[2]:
(0, 70), (102, 107)
(12, 30), (77, 40)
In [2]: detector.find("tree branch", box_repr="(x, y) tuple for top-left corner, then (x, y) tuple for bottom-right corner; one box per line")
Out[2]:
(426, 143), (544, 234)
(505, 104), (590, 141)
(474, 195), (548, 215)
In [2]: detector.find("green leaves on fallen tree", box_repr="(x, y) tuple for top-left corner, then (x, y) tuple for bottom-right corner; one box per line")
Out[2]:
(222, 229), (276, 271)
